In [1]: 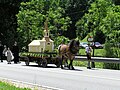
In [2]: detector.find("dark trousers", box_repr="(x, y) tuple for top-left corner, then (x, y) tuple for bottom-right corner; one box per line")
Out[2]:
(13, 54), (19, 63)
(87, 53), (91, 67)
(0, 53), (3, 61)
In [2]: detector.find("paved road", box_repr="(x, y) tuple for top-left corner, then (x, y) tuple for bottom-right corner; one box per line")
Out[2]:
(0, 61), (120, 90)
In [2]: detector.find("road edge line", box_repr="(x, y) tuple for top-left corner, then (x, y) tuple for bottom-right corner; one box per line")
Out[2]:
(0, 77), (63, 90)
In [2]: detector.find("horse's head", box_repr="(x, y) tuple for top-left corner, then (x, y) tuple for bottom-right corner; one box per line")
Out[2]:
(69, 40), (80, 54)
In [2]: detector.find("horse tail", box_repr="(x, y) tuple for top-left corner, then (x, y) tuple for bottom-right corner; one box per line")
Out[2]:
(58, 45), (61, 54)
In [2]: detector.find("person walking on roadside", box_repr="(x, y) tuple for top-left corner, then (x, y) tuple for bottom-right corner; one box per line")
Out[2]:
(6, 47), (13, 64)
(0, 41), (3, 62)
(85, 43), (92, 69)
(12, 41), (19, 64)
(2, 45), (7, 60)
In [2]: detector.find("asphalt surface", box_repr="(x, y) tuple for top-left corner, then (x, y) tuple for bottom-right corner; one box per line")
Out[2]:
(0, 60), (120, 90)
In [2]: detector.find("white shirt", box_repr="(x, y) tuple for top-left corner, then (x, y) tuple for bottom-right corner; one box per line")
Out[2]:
(85, 46), (92, 54)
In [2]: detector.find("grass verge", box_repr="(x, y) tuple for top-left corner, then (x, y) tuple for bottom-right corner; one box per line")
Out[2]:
(73, 61), (103, 69)
(79, 49), (105, 57)
(0, 81), (31, 90)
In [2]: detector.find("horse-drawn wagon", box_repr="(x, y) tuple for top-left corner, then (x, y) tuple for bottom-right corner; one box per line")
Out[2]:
(20, 52), (60, 68)
(20, 19), (60, 68)
(20, 39), (80, 69)
(19, 19), (80, 69)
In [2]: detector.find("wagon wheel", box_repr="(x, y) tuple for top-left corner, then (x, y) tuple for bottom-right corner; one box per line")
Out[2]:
(55, 58), (60, 68)
(55, 62), (60, 68)
(42, 58), (47, 68)
(25, 57), (29, 66)
(38, 59), (42, 67)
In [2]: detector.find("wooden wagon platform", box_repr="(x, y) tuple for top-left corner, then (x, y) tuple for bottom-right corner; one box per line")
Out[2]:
(20, 52), (60, 68)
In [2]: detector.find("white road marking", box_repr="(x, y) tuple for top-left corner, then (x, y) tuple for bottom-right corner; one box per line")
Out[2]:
(0, 76), (64, 90)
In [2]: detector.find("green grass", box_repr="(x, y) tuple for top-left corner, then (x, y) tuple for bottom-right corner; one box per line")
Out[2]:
(73, 61), (103, 68)
(73, 61), (88, 67)
(79, 48), (105, 57)
(0, 81), (31, 90)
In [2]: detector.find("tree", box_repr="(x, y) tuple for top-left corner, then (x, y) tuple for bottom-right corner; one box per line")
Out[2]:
(76, 0), (120, 57)
(17, 0), (71, 50)
(45, 0), (94, 39)
(63, 0), (94, 39)
(76, 0), (113, 40)
(103, 5), (120, 58)
(0, 0), (29, 47)
(76, 0), (120, 70)
(113, 0), (120, 5)
(94, 30), (106, 44)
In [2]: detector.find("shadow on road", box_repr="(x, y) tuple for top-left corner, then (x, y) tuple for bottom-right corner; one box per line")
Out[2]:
(22, 65), (58, 68)
(90, 68), (99, 70)
(62, 68), (83, 71)
(21, 65), (83, 71)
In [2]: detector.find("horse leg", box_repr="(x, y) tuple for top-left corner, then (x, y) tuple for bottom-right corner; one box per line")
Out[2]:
(69, 60), (75, 70)
(60, 56), (64, 69)
(64, 59), (68, 67)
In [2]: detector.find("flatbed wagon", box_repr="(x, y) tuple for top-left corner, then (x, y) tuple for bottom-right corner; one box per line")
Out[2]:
(20, 52), (60, 68)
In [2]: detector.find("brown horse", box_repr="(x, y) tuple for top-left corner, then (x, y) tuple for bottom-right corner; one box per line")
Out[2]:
(58, 40), (80, 70)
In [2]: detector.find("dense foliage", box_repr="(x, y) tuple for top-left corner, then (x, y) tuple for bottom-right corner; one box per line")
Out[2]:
(76, 0), (120, 57)
(0, 0), (30, 48)
(16, 0), (71, 50)
(0, 0), (119, 58)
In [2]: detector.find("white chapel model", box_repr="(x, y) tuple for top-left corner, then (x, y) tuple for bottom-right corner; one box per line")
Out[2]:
(28, 19), (54, 52)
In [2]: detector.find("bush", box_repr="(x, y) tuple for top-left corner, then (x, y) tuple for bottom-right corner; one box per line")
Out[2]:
(103, 41), (120, 70)
(103, 63), (120, 70)
(104, 42), (114, 58)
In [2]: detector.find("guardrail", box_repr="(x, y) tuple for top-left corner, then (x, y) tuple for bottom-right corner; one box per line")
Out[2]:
(75, 56), (120, 63)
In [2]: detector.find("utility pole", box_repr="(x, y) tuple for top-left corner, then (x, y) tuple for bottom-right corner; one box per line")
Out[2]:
(91, 31), (95, 68)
